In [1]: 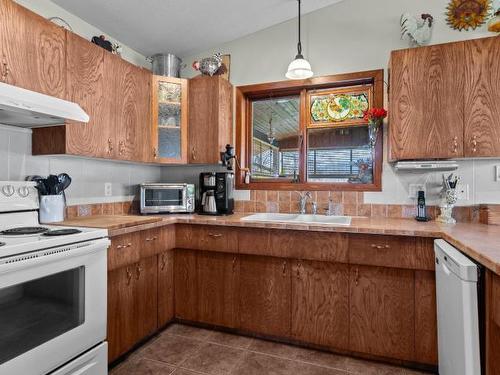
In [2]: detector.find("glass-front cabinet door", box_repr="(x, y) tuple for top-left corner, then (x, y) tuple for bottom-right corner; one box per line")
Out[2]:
(152, 76), (188, 163)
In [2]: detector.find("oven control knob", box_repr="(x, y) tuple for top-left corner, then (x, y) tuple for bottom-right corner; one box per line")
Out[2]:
(2, 185), (15, 197)
(18, 186), (30, 198)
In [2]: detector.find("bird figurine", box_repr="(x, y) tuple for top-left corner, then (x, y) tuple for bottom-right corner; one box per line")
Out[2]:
(400, 13), (434, 47)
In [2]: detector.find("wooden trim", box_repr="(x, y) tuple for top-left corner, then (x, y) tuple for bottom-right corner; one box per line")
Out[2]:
(235, 70), (384, 191)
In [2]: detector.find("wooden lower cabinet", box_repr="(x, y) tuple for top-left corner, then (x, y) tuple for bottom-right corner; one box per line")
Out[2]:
(414, 270), (438, 365)
(291, 260), (349, 350)
(349, 265), (415, 361)
(107, 255), (158, 363)
(238, 255), (291, 337)
(487, 270), (500, 375)
(158, 250), (175, 327)
(174, 249), (239, 327)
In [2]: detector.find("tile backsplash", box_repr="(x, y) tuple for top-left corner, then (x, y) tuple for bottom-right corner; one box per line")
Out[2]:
(235, 190), (480, 223)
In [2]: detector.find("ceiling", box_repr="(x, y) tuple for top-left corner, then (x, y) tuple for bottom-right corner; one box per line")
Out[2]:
(253, 97), (299, 144)
(52, 0), (343, 57)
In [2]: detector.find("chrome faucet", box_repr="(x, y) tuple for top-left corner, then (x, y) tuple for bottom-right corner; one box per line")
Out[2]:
(297, 191), (312, 214)
(311, 201), (318, 215)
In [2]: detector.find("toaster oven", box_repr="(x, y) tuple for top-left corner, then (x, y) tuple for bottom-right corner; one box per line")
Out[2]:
(140, 183), (195, 214)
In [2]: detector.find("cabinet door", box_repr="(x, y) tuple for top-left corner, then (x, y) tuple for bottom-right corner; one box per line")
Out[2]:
(292, 261), (349, 350)
(152, 75), (188, 163)
(65, 31), (111, 157)
(389, 42), (464, 160)
(464, 37), (500, 157)
(239, 255), (291, 337)
(349, 265), (415, 361)
(188, 76), (233, 164)
(0, 0), (66, 98)
(414, 270), (438, 365)
(174, 249), (199, 321)
(107, 266), (135, 363)
(134, 256), (158, 341)
(158, 250), (174, 327)
(108, 53), (151, 162)
(197, 252), (239, 327)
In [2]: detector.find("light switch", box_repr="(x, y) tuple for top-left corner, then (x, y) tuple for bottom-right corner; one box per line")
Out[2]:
(104, 182), (112, 197)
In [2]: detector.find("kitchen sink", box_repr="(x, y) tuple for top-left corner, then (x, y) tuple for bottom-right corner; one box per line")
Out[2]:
(241, 213), (352, 226)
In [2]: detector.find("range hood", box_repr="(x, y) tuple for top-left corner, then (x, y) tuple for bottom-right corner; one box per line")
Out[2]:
(0, 82), (89, 127)
(394, 161), (459, 172)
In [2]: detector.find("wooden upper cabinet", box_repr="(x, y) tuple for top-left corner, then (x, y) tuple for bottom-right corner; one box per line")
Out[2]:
(291, 260), (349, 350)
(109, 53), (152, 162)
(151, 76), (188, 163)
(64, 31), (110, 157)
(0, 0), (66, 98)
(238, 255), (291, 337)
(389, 41), (465, 160)
(463, 37), (500, 157)
(188, 75), (233, 164)
(349, 265), (415, 361)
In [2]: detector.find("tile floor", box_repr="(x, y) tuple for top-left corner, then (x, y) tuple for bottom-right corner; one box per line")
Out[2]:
(111, 324), (434, 375)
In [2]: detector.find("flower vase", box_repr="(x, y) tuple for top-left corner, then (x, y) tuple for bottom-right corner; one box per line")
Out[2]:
(368, 120), (381, 149)
(436, 188), (458, 224)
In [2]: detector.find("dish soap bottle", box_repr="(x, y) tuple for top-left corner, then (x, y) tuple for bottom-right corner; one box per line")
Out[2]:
(415, 190), (429, 222)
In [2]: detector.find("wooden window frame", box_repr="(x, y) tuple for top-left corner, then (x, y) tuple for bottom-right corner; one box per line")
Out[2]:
(235, 69), (384, 191)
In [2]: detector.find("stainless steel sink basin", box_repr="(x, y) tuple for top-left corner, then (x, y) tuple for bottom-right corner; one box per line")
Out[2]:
(241, 213), (352, 226)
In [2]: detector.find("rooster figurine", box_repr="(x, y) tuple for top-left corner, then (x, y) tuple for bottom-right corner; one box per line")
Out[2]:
(400, 13), (434, 47)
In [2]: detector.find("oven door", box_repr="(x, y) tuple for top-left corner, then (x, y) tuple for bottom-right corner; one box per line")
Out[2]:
(0, 238), (109, 375)
(141, 185), (187, 213)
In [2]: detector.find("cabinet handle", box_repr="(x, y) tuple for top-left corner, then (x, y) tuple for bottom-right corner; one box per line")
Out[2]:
(136, 265), (143, 280)
(107, 139), (113, 154)
(371, 244), (390, 249)
(126, 267), (133, 285)
(208, 233), (222, 238)
(282, 261), (287, 276)
(191, 147), (197, 161)
(296, 261), (301, 279)
(452, 136), (458, 154)
(354, 267), (359, 286)
(471, 136), (477, 153)
(160, 254), (167, 271)
(146, 236), (158, 242)
(232, 256), (237, 272)
(126, 243), (132, 247)
(118, 141), (125, 155)
(153, 147), (158, 158)
(1, 62), (9, 82)
(116, 244), (123, 249)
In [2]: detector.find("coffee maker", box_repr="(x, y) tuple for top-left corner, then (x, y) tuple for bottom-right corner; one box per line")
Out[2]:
(199, 172), (234, 215)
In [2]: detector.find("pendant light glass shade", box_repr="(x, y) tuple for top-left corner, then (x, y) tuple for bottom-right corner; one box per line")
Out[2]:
(286, 55), (313, 79)
(286, 0), (313, 80)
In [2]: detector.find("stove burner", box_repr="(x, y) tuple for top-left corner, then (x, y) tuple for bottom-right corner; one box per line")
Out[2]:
(43, 229), (82, 236)
(0, 242), (4, 247)
(1, 226), (49, 236)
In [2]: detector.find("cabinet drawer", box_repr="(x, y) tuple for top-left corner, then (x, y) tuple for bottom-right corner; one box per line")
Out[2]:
(176, 224), (237, 253)
(140, 228), (164, 257)
(238, 228), (274, 257)
(349, 234), (422, 269)
(108, 232), (140, 271)
(270, 230), (348, 262)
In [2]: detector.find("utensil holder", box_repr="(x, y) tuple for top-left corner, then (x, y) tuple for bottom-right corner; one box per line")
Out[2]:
(39, 195), (65, 223)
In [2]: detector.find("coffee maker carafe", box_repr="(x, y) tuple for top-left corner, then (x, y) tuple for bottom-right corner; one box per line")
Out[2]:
(199, 172), (234, 215)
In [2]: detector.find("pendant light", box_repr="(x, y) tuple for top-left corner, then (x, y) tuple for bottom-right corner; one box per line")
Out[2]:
(286, 0), (313, 80)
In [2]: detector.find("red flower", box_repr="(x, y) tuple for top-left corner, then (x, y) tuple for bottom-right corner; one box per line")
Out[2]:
(363, 108), (387, 122)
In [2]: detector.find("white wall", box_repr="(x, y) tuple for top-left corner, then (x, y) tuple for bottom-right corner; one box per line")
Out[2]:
(178, 0), (500, 206)
(0, 0), (161, 205)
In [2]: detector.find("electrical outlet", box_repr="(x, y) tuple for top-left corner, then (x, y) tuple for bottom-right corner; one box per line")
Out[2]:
(496, 165), (500, 182)
(104, 183), (112, 197)
(408, 184), (426, 199)
(456, 183), (469, 200)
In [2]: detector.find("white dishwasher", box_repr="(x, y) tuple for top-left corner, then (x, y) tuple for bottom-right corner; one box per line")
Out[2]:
(435, 239), (482, 375)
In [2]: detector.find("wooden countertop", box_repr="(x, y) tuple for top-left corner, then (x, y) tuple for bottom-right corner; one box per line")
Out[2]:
(59, 213), (500, 275)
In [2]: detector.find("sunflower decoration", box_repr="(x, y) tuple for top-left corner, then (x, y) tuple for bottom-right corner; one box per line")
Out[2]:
(446, 0), (492, 30)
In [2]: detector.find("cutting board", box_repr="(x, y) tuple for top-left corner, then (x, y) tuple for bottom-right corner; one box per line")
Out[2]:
(59, 215), (162, 230)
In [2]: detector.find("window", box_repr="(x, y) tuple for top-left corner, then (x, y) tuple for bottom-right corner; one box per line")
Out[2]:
(236, 70), (384, 191)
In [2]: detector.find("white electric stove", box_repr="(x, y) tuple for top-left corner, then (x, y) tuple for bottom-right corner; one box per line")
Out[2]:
(0, 181), (110, 375)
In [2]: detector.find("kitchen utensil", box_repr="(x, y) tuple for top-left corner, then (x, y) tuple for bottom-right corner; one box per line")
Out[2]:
(46, 174), (60, 195)
(58, 173), (72, 192)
